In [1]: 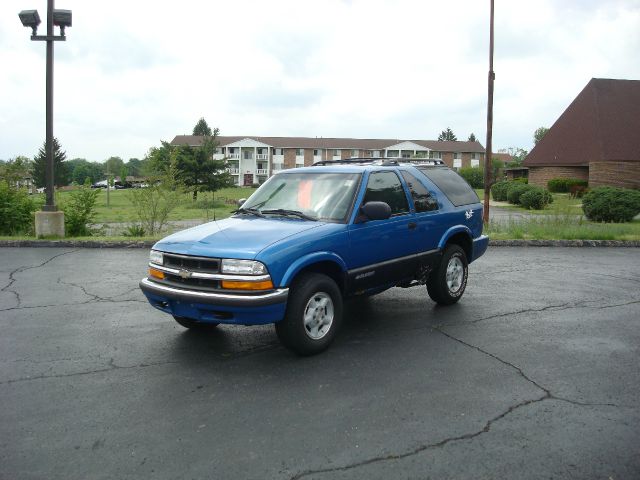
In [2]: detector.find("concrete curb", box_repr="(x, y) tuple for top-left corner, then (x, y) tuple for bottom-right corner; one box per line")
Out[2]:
(0, 239), (638, 248)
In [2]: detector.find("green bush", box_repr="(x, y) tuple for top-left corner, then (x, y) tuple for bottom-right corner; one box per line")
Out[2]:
(512, 177), (528, 184)
(547, 177), (588, 193)
(458, 167), (484, 189)
(0, 183), (39, 235)
(520, 186), (554, 210)
(582, 186), (640, 222)
(491, 181), (510, 201)
(507, 183), (535, 205)
(63, 184), (101, 236)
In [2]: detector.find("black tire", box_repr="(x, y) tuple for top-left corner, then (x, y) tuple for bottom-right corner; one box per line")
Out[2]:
(427, 244), (468, 305)
(172, 316), (219, 329)
(275, 273), (343, 356)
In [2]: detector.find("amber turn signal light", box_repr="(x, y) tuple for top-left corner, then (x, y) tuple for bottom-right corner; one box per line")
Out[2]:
(149, 268), (165, 280)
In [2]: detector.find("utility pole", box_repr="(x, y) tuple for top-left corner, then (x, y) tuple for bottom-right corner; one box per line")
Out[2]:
(483, 0), (495, 225)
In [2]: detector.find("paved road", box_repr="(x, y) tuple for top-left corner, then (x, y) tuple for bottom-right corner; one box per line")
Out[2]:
(1, 247), (639, 479)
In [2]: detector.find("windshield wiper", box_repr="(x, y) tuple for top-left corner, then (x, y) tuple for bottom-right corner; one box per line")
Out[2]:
(261, 209), (316, 221)
(233, 207), (265, 218)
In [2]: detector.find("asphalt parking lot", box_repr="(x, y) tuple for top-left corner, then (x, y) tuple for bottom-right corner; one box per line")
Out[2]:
(1, 246), (639, 479)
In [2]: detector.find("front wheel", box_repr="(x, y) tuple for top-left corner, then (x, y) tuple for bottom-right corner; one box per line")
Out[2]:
(275, 273), (343, 356)
(427, 245), (468, 305)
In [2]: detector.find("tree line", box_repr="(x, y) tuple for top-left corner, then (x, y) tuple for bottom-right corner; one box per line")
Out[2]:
(0, 117), (232, 199)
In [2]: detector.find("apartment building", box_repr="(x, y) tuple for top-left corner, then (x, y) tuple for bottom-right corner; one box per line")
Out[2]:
(171, 135), (486, 186)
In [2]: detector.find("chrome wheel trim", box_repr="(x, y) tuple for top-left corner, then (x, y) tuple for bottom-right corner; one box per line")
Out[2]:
(303, 292), (334, 340)
(446, 256), (465, 294)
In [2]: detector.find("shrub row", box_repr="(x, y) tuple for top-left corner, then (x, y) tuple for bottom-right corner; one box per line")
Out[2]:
(582, 186), (640, 223)
(491, 181), (553, 210)
(0, 183), (40, 235)
(547, 177), (588, 193)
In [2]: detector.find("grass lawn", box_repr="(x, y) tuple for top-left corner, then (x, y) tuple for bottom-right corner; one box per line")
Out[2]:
(6, 186), (636, 242)
(46, 186), (257, 224)
(474, 189), (639, 240)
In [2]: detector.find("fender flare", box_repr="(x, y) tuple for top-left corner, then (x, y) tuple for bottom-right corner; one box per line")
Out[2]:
(280, 251), (348, 287)
(438, 225), (473, 251)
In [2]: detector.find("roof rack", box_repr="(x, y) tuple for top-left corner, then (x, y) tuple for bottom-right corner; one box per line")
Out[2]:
(311, 157), (446, 167)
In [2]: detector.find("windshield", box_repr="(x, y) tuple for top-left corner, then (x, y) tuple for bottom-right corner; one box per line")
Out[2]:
(241, 172), (361, 222)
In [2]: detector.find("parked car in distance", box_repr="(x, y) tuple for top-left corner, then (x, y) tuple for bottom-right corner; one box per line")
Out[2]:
(139, 159), (489, 355)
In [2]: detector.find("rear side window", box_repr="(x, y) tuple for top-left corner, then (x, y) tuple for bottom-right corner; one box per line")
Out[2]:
(417, 167), (479, 207)
(400, 171), (438, 212)
(362, 171), (409, 215)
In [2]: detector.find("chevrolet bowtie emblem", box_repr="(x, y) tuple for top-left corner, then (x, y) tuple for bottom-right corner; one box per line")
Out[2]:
(178, 269), (192, 279)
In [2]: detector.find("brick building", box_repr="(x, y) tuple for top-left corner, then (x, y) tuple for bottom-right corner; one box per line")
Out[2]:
(171, 135), (485, 186)
(524, 78), (640, 189)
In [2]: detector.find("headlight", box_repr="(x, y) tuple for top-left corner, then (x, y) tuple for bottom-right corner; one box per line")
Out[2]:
(149, 250), (163, 265)
(221, 259), (267, 275)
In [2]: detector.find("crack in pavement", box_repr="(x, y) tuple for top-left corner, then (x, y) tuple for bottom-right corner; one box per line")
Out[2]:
(289, 321), (622, 480)
(437, 298), (640, 328)
(290, 393), (551, 480)
(0, 357), (179, 385)
(0, 250), (79, 309)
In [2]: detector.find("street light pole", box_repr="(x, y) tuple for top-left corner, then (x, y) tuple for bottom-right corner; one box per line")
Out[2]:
(19, 1), (72, 236)
(44, 0), (55, 211)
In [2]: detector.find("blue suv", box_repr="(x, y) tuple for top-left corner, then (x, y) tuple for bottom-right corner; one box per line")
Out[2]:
(140, 159), (489, 355)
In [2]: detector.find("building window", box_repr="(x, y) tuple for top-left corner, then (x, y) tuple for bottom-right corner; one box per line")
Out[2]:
(429, 151), (441, 159)
(313, 149), (320, 156)
(372, 150), (381, 158)
(387, 150), (399, 157)
(334, 149), (341, 156)
(453, 152), (462, 159)
(296, 148), (304, 156)
(351, 149), (358, 157)
(273, 148), (283, 155)
(228, 148), (236, 154)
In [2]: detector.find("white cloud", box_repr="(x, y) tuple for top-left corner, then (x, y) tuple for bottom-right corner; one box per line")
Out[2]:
(1, 0), (638, 161)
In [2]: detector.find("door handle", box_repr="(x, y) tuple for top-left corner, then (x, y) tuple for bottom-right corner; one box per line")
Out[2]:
(408, 222), (417, 230)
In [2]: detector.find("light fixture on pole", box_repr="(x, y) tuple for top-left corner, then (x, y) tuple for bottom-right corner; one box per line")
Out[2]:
(18, 1), (72, 237)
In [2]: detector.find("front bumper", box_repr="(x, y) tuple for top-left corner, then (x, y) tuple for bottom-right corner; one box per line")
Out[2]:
(139, 278), (289, 325)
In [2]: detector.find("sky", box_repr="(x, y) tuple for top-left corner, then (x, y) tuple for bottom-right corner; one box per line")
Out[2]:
(1, 0), (639, 162)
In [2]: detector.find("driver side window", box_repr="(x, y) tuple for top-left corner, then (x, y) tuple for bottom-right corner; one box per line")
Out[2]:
(362, 171), (409, 216)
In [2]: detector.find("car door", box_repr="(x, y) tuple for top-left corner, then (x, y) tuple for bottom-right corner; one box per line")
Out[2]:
(346, 170), (418, 293)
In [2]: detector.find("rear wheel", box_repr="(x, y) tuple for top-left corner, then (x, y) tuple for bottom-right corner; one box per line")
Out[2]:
(427, 244), (468, 305)
(275, 273), (343, 356)
(172, 316), (219, 329)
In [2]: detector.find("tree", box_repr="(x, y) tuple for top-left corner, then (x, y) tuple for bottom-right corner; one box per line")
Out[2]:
(66, 159), (105, 186)
(33, 138), (68, 188)
(438, 128), (457, 141)
(144, 141), (174, 175)
(0, 156), (32, 187)
(534, 127), (549, 145)
(468, 133), (477, 142)
(504, 147), (528, 167)
(104, 156), (124, 175)
(174, 129), (232, 200)
(125, 158), (145, 177)
(193, 117), (213, 136)
(128, 163), (183, 235)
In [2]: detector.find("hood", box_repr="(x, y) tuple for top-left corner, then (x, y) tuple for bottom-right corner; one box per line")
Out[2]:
(153, 216), (325, 259)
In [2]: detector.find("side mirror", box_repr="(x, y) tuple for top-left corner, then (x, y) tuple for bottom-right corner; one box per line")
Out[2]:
(356, 201), (392, 223)
(237, 198), (246, 208)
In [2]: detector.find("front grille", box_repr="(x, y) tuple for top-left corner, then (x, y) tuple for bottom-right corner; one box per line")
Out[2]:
(162, 274), (221, 292)
(162, 253), (220, 273)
